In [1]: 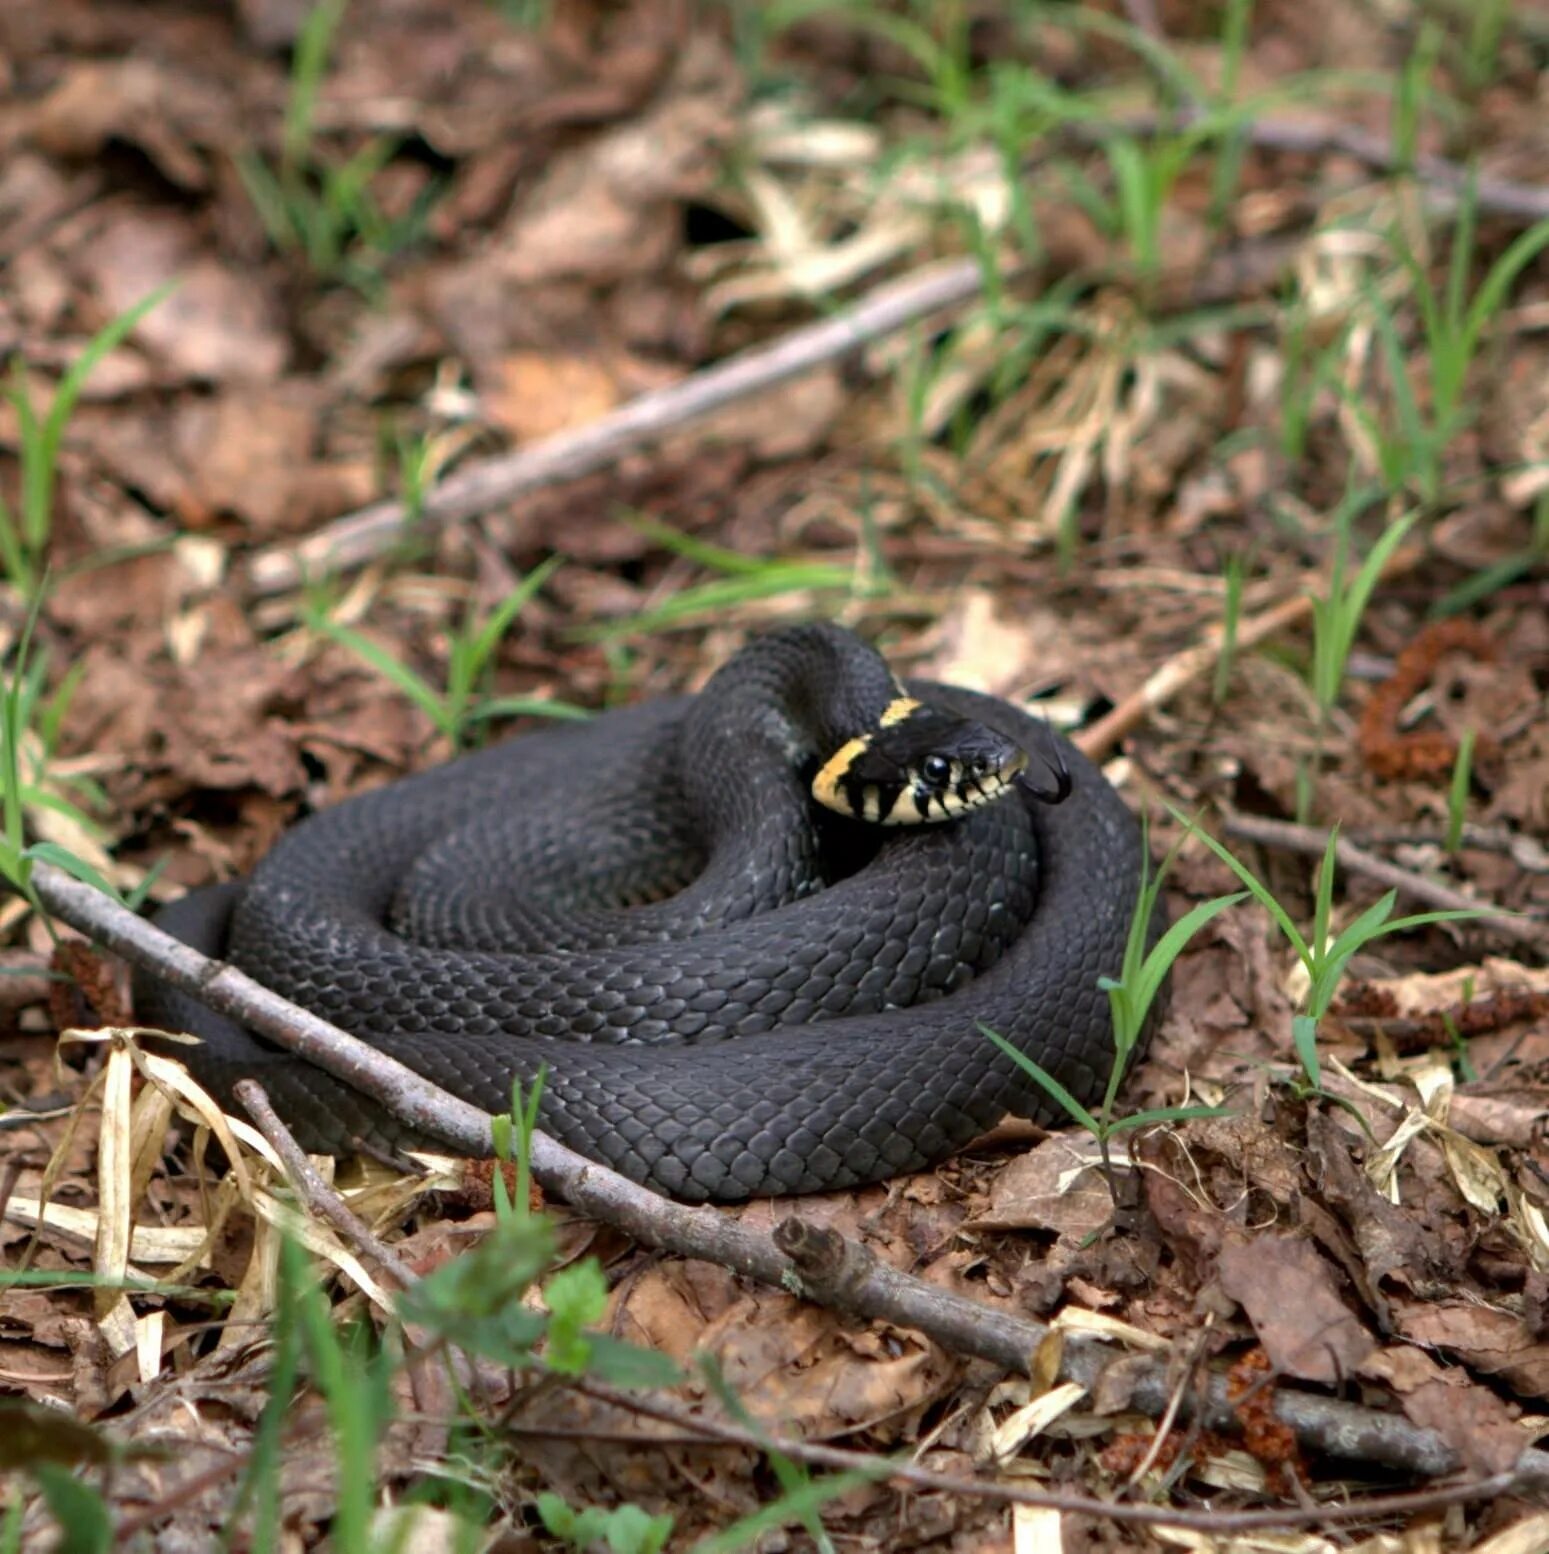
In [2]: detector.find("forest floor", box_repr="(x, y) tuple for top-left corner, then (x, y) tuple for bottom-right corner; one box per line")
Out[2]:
(2, 1), (1549, 1550)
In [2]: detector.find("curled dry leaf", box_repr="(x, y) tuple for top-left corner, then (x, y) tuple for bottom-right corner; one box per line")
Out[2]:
(1360, 1342), (1530, 1476)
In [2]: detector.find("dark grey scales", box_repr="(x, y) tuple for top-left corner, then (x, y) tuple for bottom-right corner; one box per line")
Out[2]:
(134, 622), (1156, 1202)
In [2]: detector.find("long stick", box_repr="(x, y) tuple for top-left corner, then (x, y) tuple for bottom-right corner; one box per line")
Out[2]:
(245, 259), (987, 597)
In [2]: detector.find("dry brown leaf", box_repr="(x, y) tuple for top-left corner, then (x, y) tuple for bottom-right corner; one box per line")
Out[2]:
(77, 207), (288, 385)
(484, 352), (629, 443)
(1216, 1233), (1375, 1385)
(29, 58), (219, 190)
(973, 1133), (1116, 1240)
(489, 33), (736, 288)
(1360, 1343), (1529, 1475)
(1395, 1299), (1549, 1401)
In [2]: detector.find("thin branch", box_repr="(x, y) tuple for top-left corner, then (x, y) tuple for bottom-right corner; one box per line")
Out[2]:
(1074, 592), (1314, 764)
(243, 258), (988, 597)
(235, 100), (1548, 603)
(1095, 110), (1549, 225)
(1221, 812), (1549, 952)
(574, 1379), (1523, 1535)
(28, 861), (1549, 1489)
(234, 1077), (416, 1292)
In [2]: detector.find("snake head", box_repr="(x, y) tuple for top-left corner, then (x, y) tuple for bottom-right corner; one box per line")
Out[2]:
(811, 703), (1031, 825)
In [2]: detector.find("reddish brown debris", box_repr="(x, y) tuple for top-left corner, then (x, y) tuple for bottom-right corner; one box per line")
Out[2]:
(1335, 981), (1549, 1052)
(1227, 1348), (1309, 1494)
(46, 939), (128, 1033)
(1359, 619), (1501, 781)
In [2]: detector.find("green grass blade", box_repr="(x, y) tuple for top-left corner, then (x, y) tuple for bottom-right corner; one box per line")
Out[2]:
(692, 1468), (883, 1554)
(1108, 1104), (1236, 1134)
(22, 843), (123, 905)
(1169, 808), (1311, 964)
(979, 1023), (1101, 1135)
(466, 555), (563, 671)
(1462, 219), (1549, 353)
(1446, 730), (1476, 853)
(1132, 892), (1246, 1017)
(283, 0), (348, 173)
(35, 287), (176, 548)
(619, 513), (774, 576)
(310, 615), (449, 737)
(1291, 1012), (1321, 1086)
(1309, 827), (1341, 962)
(464, 696), (591, 725)
(573, 563), (854, 641)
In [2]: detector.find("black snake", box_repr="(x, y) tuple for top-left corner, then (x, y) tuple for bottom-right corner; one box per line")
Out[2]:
(134, 622), (1152, 1201)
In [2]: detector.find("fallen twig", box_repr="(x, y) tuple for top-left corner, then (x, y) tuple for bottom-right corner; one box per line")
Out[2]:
(164, 1082), (1535, 1531)
(241, 100), (1548, 603)
(1075, 592), (1314, 764)
(244, 258), (988, 597)
(1221, 812), (1549, 952)
(1096, 110), (1549, 225)
(24, 860), (1549, 1490)
(235, 1077), (450, 1426)
(234, 1077), (416, 1292)
(575, 1380), (1523, 1534)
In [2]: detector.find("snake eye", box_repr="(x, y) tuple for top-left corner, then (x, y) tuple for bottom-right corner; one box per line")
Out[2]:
(920, 754), (952, 787)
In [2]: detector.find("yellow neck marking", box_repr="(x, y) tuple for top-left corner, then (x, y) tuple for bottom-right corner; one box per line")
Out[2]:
(811, 734), (871, 814)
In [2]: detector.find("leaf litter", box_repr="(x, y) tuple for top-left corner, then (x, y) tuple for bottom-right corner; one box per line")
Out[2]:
(1, 0), (1548, 1547)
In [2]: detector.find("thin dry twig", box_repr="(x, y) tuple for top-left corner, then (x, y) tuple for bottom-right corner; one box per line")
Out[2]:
(574, 1379), (1524, 1534)
(237, 96), (1549, 603)
(1222, 811), (1549, 952)
(244, 258), (989, 597)
(1095, 111), (1549, 225)
(1075, 592), (1314, 764)
(233, 1077), (416, 1291)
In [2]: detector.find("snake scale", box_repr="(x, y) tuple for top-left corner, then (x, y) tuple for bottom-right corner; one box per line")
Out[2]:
(134, 622), (1153, 1202)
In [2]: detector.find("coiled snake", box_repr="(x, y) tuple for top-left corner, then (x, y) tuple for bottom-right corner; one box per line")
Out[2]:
(135, 622), (1151, 1202)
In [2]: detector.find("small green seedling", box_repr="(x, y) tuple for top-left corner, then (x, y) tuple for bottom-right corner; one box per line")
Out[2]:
(983, 821), (1244, 1203)
(237, 0), (439, 291)
(0, 285), (173, 599)
(1445, 729), (1476, 854)
(572, 516), (862, 642)
(1308, 494), (1414, 733)
(1339, 188), (1549, 509)
(1178, 812), (1490, 1090)
(0, 604), (156, 917)
(304, 558), (588, 750)
(1304, 492), (1415, 817)
(696, 1356), (887, 1554)
(536, 1494), (673, 1554)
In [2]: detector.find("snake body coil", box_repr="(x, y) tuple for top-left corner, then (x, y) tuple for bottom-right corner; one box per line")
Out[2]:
(135, 623), (1151, 1202)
